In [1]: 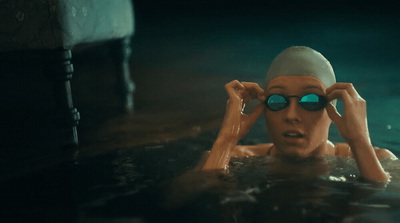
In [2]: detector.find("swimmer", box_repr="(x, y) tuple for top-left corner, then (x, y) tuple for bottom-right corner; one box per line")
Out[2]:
(201, 46), (397, 182)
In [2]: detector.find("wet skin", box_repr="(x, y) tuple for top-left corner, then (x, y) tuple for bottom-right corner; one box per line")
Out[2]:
(264, 76), (333, 158)
(202, 77), (397, 182)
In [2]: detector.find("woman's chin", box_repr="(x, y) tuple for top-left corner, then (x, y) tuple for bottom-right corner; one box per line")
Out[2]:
(276, 145), (315, 158)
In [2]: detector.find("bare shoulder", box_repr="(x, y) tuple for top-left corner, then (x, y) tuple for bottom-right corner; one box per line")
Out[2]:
(333, 143), (353, 157)
(334, 143), (398, 160)
(373, 146), (398, 160)
(231, 143), (273, 157)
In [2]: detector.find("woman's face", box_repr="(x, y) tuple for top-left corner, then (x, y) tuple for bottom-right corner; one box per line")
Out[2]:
(264, 75), (332, 157)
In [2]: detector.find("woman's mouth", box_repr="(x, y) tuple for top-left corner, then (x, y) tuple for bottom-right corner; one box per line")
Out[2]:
(283, 131), (304, 138)
(282, 131), (305, 145)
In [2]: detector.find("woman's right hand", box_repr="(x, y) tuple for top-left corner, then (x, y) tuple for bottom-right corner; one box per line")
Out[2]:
(202, 80), (265, 170)
(218, 80), (265, 142)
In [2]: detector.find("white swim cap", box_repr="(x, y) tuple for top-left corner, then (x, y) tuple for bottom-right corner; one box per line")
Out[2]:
(265, 46), (336, 89)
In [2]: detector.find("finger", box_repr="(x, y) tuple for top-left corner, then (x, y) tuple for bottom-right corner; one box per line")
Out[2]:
(244, 103), (265, 128)
(241, 82), (265, 102)
(326, 89), (364, 118)
(240, 82), (256, 104)
(225, 80), (244, 100)
(326, 83), (351, 94)
(325, 102), (341, 124)
(225, 80), (245, 92)
(241, 82), (263, 95)
(326, 89), (352, 103)
(326, 83), (360, 99)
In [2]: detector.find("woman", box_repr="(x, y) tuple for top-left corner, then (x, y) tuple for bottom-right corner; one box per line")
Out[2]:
(202, 46), (397, 182)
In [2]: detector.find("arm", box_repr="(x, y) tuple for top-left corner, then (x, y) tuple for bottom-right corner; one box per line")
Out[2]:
(202, 80), (265, 170)
(326, 83), (397, 182)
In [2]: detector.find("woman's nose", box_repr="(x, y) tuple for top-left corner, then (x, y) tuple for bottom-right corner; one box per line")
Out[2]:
(285, 98), (301, 123)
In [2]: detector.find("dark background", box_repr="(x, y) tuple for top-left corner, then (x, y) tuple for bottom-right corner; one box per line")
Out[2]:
(133, 0), (400, 14)
(1, 1), (399, 222)
(129, 0), (400, 153)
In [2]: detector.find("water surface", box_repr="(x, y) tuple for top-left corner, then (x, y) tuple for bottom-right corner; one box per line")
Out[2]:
(75, 130), (400, 223)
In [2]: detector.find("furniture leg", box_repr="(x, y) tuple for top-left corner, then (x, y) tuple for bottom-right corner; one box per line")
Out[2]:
(44, 49), (80, 149)
(110, 37), (135, 113)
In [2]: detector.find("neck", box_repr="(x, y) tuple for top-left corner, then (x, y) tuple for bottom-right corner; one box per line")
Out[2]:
(270, 140), (335, 158)
(306, 140), (333, 157)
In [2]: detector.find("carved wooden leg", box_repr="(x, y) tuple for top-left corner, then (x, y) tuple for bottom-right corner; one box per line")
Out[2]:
(110, 37), (135, 113)
(44, 49), (80, 149)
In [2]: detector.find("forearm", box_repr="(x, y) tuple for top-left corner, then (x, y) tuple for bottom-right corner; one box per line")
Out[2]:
(201, 80), (265, 170)
(350, 139), (389, 182)
(202, 136), (239, 170)
(202, 103), (240, 170)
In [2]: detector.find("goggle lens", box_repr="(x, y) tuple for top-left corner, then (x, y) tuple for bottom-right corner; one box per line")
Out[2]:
(266, 94), (328, 111)
(267, 94), (287, 111)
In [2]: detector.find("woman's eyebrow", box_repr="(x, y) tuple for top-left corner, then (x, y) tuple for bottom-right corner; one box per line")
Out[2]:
(303, 85), (323, 90)
(268, 85), (322, 90)
(267, 85), (286, 90)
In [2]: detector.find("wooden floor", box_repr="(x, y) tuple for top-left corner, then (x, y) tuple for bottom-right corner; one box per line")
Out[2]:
(0, 45), (235, 179)
(74, 47), (230, 157)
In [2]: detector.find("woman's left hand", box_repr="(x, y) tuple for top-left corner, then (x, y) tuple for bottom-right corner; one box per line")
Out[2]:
(326, 82), (394, 182)
(325, 83), (371, 146)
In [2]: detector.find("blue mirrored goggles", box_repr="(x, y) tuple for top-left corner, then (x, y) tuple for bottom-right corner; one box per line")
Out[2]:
(265, 94), (329, 111)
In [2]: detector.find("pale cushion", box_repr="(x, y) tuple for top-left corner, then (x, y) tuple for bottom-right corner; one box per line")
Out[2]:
(0, 0), (135, 51)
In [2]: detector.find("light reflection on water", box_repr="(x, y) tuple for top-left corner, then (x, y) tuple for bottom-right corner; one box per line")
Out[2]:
(77, 131), (400, 223)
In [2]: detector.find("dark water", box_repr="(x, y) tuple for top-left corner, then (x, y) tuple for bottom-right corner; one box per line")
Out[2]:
(73, 128), (400, 223)
(1, 126), (400, 222)
(5, 129), (399, 223)
(75, 132), (400, 223)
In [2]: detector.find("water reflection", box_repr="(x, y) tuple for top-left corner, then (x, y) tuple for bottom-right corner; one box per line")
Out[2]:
(163, 155), (398, 222)
(75, 140), (400, 222)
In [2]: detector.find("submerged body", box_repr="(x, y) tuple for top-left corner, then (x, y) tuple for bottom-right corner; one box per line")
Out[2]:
(202, 46), (397, 182)
(232, 142), (395, 159)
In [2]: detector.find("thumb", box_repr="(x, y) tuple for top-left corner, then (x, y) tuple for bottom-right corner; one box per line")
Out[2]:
(245, 103), (265, 126)
(326, 103), (341, 124)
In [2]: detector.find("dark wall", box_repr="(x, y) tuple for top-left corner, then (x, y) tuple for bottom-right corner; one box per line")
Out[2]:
(134, 0), (400, 15)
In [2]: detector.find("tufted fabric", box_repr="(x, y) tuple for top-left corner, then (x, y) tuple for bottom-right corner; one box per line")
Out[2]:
(0, 0), (135, 51)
